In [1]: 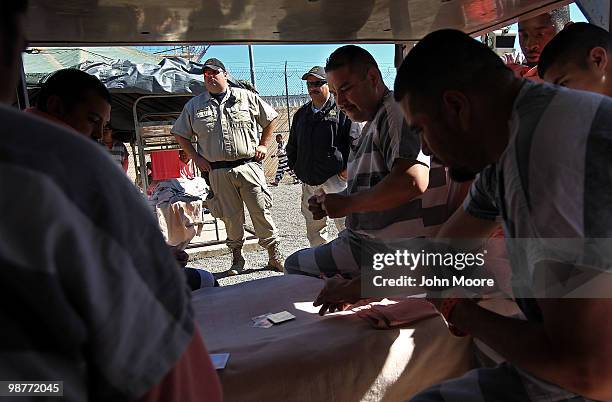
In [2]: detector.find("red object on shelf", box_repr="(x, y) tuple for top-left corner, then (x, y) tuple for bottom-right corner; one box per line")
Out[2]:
(151, 150), (181, 180)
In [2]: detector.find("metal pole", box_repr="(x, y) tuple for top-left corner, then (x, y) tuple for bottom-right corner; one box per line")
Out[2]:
(394, 44), (404, 70)
(284, 61), (291, 133)
(248, 45), (256, 88)
(16, 58), (29, 110)
(133, 96), (150, 193)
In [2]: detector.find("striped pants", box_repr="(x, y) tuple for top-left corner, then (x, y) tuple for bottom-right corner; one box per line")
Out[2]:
(284, 229), (415, 278)
(411, 363), (596, 402)
(274, 155), (297, 183)
(284, 229), (360, 277)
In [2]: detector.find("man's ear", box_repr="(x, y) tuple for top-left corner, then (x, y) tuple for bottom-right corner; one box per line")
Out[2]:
(441, 90), (470, 132)
(588, 46), (608, 74)
(46, 95), (65, 117)
(366, 66), (379, 87)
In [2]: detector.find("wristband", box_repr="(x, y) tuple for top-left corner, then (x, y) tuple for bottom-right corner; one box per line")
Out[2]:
(438, 298), (467, 337)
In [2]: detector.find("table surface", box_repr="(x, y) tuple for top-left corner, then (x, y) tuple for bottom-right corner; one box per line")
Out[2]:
(193, 275), (473, 402)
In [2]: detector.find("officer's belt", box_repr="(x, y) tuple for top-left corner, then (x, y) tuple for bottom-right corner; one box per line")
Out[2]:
(209, 158), (255, 170)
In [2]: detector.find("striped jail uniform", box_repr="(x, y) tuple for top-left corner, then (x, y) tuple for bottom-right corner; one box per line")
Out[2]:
(285, 91), (453, 277)
(412, 81), (612, 401)
(274, 140), (298, 183)
(99, 139), (128, 170)
(0, 106), (200, 400)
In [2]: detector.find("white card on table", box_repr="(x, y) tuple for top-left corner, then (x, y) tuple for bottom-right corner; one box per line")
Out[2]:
(210, 353), (230, 370)
(267, 311), (296, 324)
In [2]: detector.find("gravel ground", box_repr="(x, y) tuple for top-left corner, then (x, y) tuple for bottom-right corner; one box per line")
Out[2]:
(190, 182), (339, 286)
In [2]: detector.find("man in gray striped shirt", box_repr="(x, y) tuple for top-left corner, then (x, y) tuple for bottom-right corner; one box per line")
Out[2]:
(285, 45), (452, 277)
(0, 2), (221, 400)
(395, 29), (612, 401)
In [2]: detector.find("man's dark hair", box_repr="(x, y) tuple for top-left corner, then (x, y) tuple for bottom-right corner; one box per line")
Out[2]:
(539, 23), (612, 78)
(36, 68), (111, 112)
(394, 29), (511, 108)
(325, 45), (381, 77)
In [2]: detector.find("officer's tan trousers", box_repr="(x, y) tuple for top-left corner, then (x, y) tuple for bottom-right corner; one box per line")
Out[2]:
(207, 162), (278, 250)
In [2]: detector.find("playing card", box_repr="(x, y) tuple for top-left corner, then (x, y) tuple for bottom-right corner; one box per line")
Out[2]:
(251, 313), (272, 323)
(253, 319), (273, 328)
(267, 311), (296, 324)
(210, 353), (230, 370)
(251, 313), (273, 328)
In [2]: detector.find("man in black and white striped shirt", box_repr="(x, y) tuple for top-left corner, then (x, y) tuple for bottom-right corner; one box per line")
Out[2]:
(394, 29), (612, 402)
(285, 45), (452, 277)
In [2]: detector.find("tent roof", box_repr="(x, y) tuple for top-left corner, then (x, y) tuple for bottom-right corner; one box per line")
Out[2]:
(24, 54), (247, 140)
(24, 47), (163, 83)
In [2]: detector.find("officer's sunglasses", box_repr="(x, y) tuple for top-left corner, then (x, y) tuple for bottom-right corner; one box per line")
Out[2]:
(203, 69), (222, 77)
(306, 80), (327, 88)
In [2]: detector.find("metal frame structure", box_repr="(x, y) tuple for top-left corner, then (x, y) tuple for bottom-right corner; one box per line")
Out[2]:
(132, 94), (192, 192)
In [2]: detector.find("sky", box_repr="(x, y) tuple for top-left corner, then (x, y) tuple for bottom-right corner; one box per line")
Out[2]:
(142, 2), (587, 96)
(140, 43), (398, 95)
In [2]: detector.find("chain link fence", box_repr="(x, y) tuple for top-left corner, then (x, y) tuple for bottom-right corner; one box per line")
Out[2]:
(227, 66), (397, 181)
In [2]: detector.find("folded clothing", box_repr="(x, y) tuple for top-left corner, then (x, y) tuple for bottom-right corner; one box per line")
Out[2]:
(149, 177), (209, 208)
(357, 298), (439, 329)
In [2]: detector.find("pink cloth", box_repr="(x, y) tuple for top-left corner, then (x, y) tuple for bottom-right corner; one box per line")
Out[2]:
(357, 298), (439, 329)
(179, 159), (195, 179)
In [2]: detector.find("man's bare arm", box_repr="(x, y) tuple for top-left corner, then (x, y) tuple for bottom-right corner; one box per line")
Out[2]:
(174, 135), (198, 159)
(350, 159), (429, 213)
(435, 204), (501, 256)
(316, 159), (429, 219)
(255, 118), (277, 161)
(259, 118), (277, 148)
(314, 207), (500, 313)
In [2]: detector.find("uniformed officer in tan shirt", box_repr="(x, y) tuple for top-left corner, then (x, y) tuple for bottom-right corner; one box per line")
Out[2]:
(172, 58), (283, 273)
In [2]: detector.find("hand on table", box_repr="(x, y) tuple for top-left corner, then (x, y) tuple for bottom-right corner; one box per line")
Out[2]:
(425, 288), (475, 335)
(313, 275), (363, 316)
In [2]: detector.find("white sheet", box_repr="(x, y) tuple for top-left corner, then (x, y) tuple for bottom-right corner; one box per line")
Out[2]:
(193, 275), (473, 402)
